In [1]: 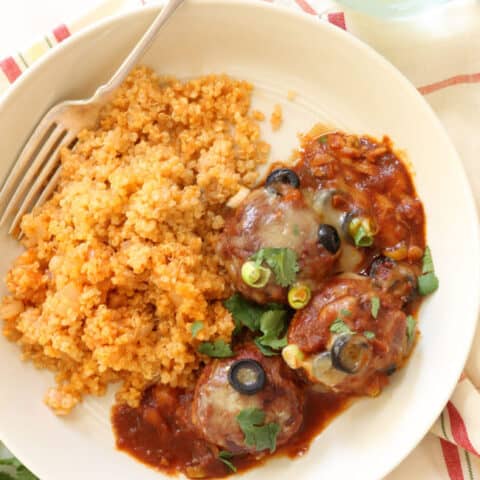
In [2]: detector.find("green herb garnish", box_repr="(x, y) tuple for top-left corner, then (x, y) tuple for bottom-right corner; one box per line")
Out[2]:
(236, 408), (280, 453)
(251, 248), (299, 287)
(371, 296), (380, 319)
(363, 331), (376, 340)
(292, 224), (300, 237)
(418, 273), (439, 295)
(329, 318), (354, 335)
(198, 339), (234, 358)
(354, 225), (373, 247)
(255, 310), (288, 355)
(224, 293), (266, 333)
(418, 246), (439, 295)
(0, 458), (38, 480)
(406, 315), (416, 344)
(422, 246), (435, 274)
(218, 451), (237, 473)
(329, 308), (354, 335)
(318, 135), (328, 144)
(190, 321), (204, 338)
(241, 261), (271, 289)
(288, 283), (311, 310)
(348, 217), (374, 248)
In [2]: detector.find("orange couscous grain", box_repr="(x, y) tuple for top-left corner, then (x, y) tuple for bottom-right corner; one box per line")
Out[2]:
(0, 66), (269, 414)
(270, 104), (283, 131)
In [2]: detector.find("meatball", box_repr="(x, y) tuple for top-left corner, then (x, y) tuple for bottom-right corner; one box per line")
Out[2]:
(219, 181), (341, 304)
(191, 345), (304, 454)
(283, 275), (410, 396)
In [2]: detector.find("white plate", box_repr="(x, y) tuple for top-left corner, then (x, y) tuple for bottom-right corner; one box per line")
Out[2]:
(0, 2), (478, 479)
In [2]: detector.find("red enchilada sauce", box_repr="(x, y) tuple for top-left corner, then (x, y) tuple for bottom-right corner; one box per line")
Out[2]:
(112, 386), (351, 478)
(112, 129), (426, 477)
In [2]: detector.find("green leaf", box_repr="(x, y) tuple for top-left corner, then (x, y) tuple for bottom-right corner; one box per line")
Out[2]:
(371, 296), (380, 319)
(254, 339), (280, 356)
(363, 330), (376, 340)
(422, 246), (435, 274)
(255, 310), (288, 354)
(198, 339), (234, 358)
(236, 408), (280, 453)
(406, 315), (416, 344)
(418, 272), (439, 296)
(0, 460), (21, 468)
(318, 135), (328, 144)
(0, 458), (38, 480)
(418, 246), (439, 295)
(292, 224), (300, 237)
(251, 248), (299, 287)
(224, 293), (265, 333)
(218, 451), (237, 473)
(329, 318), (354, 335)
(190, 321), (204, 338)
(0, 473), (16, 480)
(15, 468), (38, 480)
(340, 309), (351, 317)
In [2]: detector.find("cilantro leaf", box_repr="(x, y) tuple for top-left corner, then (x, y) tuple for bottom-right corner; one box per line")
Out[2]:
(422, 246), (435, 274)
(224, 293), (265, 333)
(0, 459), (38, 480)
(406, 315), (416, 344)
(198, 340), (233, 358)
(254, 339), (281, 357)
(251, 248), (299, 287)
(418, 246), (439, 295)
(418, 272), (439, 296)
(190, 321), (204, 338)
(0, 473), (15, 480)
(371, 296), (380, 319)
(329, 318), (354, 335)
(363, 330), (376, 340)
(255, 310), (288, 355)
(218, 451), (237, 473)
(236, 408), (281, 453)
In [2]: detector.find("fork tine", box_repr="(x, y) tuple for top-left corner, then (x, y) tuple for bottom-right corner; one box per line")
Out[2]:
(0, 120), (58, 210)
(0, 125), (67, 226)
(8, 131), (76, 236)
(13, 168), (63, 240)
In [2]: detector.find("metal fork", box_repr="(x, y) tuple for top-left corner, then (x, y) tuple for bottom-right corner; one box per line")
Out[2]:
(0, 0), (185, 237)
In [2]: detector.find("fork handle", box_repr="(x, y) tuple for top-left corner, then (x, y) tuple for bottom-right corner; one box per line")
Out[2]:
(93, 0), (186, 101)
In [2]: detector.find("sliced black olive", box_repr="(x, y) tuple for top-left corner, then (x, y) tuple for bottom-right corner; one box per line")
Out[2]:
(317, 224), (341, 254)
(228, 359), (266, 395)
(341, 211), (356, 241)
(312, 351), (332, 378)
(331, 334), (372, 374)
(383, 364), (397, 376)
(265, 168), (300, 191)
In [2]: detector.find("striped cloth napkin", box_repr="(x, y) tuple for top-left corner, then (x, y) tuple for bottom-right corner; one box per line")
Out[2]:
(0, 1), (479, 479)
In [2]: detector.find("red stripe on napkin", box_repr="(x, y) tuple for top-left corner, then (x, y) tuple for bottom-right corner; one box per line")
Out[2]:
(0, 56), (22, 83)
(295, 0), (317, 14)
(418, 72), (480, 95)
(440, 439), (465, 480)
(53, 24), (71, 43)
(327, 12), (346, 30)
(447, 402), (479, 456)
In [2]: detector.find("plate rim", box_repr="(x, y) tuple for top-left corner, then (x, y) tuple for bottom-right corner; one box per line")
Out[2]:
(0, 2), (478, 479)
